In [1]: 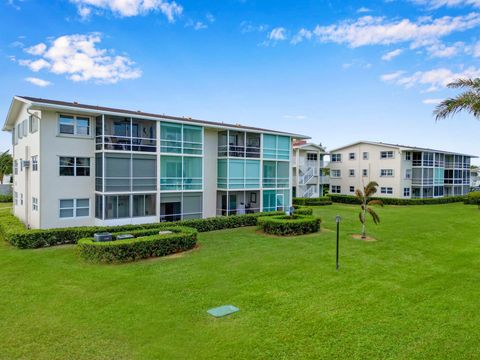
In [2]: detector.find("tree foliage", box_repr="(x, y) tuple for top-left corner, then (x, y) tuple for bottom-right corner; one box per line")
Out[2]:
(434, 78), (480, 121)
(0, 151), (13, 184)
(354, 181), (383, 239)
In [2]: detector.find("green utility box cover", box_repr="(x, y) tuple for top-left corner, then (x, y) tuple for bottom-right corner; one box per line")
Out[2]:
(207, 305), (239, 318)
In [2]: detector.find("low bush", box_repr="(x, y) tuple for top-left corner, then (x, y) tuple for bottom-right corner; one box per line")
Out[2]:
(328, 194), (467, 205)
(78, 226), (197, 263)
(258, 214), (321, 236)
(464, 191), (480, 205)
(293, 197), (332, 206)
(0, 194), (12, 203)
(1, 210), (285, 249)
(293, 206), (314, 215)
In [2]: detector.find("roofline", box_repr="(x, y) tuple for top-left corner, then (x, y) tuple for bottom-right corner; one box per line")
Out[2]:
(3, 96), (310, 139)
(330, 140), (477, 158)
(2, 96), (26, 131)
(293, 142), (327, 153)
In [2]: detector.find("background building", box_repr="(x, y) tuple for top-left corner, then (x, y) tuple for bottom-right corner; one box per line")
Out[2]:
(3, 96), (307, 229)
(328, 141), (475, 199)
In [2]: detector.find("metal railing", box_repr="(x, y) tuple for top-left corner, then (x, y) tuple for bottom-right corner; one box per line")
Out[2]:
(299, 167), (314, 185)
(303, 186), (315, 198)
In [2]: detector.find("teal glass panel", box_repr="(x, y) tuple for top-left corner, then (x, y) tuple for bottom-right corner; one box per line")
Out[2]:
(263, 190), (276, 212)
(277, 162), (290, 188)
(183, 157), (202, 190)
(217, 159), (228, 188)
(161, 122), (182, 153)
(263, 134), (277, 159)
(434, 167), (444, 185)
(229, 159), (245, 189)
(277, 136), (291, 160)
(160, 156), (182, 190)
(245, 160), (260, 188)
(183, 125), (203, 155)
(263, 161), (276, 188)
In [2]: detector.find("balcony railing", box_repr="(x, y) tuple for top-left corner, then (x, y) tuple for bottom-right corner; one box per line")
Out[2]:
(96, 135), (156, 152)
(218, 145), (261, 158)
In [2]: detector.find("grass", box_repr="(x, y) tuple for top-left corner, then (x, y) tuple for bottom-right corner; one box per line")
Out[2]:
(1, 203), (480, 359)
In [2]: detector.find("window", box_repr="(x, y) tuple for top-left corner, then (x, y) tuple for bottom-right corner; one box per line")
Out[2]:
(58, 114), (90, 136)
(160, 122), (202, 155)
(29, 115), (38, 133)
(349, 169), (355, 177)
(14, 192), (18, 206)
(262, 161), (289, 189)
(307, 153), (317, 161)
(160, 156), (202, 191)
(363, 152), (369, 160)
(405, 169), (412, 179)
(349, 186), (355, 192)
(380, 187), (393, 195)
(403, 188), (410, 197)
(59, 198), (90, 218)
(20, 193), (23, 205)
(405, 152), (411, 161)
(59, 157), (90, 176)
(331, 154), (342, 162)
(331, 169), (341, 178)
(263, 134), (290, 160)
(349, 152), (356, 160)
(31, 156), (38, 171)
(32, 197), (38, 211)
(14, 160), (18, 175)
(20, 158), (23, 172)
(22, 120), (28, 137)
(331, 185), (341, 193)
(133, 194), (156, 217)
(380, 169), (394, 177)
(362, 169), (368, 177)
(380, 151), (394, 159)
(17, 123), (22, 139)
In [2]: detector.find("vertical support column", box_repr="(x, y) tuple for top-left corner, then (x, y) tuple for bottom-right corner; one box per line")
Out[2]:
(316, 150), (320, 196)
(101, 114), (105, 221)
(156, 120), (161, 222)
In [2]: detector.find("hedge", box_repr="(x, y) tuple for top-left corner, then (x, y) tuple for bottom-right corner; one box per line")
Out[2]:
(464, 191), (480, 205)
(328, 194), (467, 205)
(77, 226), (197, 263)
(258, 214), (321, 236)
(293, 206), (314, 215)
(1, 210), (285, 249)
(293, 197), (332, 206)
(0, 194), (12, 203)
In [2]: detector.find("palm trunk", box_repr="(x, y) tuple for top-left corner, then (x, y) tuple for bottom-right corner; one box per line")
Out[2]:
(361, 199), (367, 239)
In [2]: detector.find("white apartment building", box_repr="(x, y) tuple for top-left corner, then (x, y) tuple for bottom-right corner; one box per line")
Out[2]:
(3, 96), (308, 229)
(329, 141), (474, 198)
(291, 141), (328, 198)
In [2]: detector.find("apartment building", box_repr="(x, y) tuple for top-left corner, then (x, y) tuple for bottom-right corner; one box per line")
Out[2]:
(3, 96), (308, 229)
(291, 140), (328, 198)
(329, 141), (474, 199)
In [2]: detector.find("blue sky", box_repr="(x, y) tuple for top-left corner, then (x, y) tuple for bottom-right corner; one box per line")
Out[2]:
(1, 0), (480, 162)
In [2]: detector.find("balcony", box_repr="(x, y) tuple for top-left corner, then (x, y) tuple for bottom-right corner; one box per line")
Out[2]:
(218, 131), (260, 158)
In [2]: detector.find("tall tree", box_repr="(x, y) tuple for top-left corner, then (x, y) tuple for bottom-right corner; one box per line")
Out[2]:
(355, 181), (383, 239)
(0, 151), (13, 184)
(434, 78), (480, 121)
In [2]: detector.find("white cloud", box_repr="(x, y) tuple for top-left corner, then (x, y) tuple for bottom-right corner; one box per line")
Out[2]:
(18, 34), (141, 84)
(206, 12), (215, 23)
(291, 28), (312, 44)
(470, 41), (480, 57)
(357, 7), (371, 13)
(422, 98), (443, 104)
(269, 27), (287, 41)
(240, 21), (268, 34)
(25, 77), (52, 87)
(381, 66), (480, 91)
(25, 43), (47, 56)
(186, 19), (207, 30)
(70, 0), (183, 21)
(310, 13), (480, 48)
(412, 0), (480, 9)
(382, 48), (403, 61)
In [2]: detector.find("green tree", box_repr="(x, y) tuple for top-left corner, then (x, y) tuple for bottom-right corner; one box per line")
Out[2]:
(434, 78), (480, 121)
(0, 150), (13, 184)
(355, 181), (383, 239)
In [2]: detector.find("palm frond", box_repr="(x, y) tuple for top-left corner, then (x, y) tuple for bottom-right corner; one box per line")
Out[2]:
(364, 181), (378, 197)
(354, 189), (364, 200)
(367, 207), (380, 224)
(368, 199), (384, 207)
(446, 78), (480, 90)
(434, 91), (480, 121)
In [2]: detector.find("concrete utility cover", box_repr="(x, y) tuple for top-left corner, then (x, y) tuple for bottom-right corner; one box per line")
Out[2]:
(158, 231), (173, 235)
(207, 305), (239, 318)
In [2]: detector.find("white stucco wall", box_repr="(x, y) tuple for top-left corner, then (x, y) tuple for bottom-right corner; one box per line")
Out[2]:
(203, 128), (218, 218)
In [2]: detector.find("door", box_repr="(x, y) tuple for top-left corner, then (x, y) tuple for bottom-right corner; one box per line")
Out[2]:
(276, 194), (284, 211)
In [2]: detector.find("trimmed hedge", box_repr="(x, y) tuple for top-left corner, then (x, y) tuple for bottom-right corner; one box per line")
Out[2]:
(78, 226), (197, 263)
(0, 194), (12, 203)
(293, 197), (332, 206)
(464, 191), (480, 205)
(1, 210), (285, 249)
(328, 194), (467, 205)
(293, 206), (314, 215)
(258, 214), (321, 236)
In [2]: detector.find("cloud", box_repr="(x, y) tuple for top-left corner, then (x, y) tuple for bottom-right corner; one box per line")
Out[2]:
(310, 13), (480, 48)
(240, 21), (268, 33)
(25, 77), (52, 87)
(291, 28), (313, 44)
(206, 12), (215, 23)
(426, 41), (464, 57)
(411, 0), (480, 9)
(382, 48), (403, 61)
(186, 19), (207, 30)
(18, 34), (141, 84)
(381, 66), (480, 91)
(422, 98), (443, 104)
(269, 27), (287, 41)
(357, 7), (371, 13)
(70, 0), (183, 21)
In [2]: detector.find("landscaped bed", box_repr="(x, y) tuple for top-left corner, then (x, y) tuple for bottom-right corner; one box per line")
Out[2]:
(257, 214), (321, 236)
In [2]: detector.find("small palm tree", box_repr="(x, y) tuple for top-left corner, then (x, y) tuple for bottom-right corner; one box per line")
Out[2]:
(434, 78), (480, 121)
(0, 150), (13, 184)
(355, 181), (383, 239)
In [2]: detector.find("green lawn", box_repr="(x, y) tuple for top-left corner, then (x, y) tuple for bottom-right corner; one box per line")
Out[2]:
(1, 203), (479, 359)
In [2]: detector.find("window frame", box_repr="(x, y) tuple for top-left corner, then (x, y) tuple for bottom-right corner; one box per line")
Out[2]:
(362, 169), (368, 177)
(31, 155), (38, 171)
(32, 197), (39, 211)
(380, 169), (394, 177)
(380, 187), (393, 195)
(363, 152), (369, 160)
(349, 169), (355, 177)
(348, 152), (356, 160)
(58, 114), (91, 137)
(331, 153), (342, 162)
(59, 156), (91, 177)
(380, 151), (394, 159)
(59, 198), (90, 219)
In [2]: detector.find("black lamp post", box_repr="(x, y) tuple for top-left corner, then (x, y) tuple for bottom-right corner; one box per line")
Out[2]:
(335, 215), (341, 271)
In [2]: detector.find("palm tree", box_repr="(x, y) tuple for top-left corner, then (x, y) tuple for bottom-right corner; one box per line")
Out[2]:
(434, 78), (480, 121)
(0, 151), (13, 184)
(355, 181), (383, 239)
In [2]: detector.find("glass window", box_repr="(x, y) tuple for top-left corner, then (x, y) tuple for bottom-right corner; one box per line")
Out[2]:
(263, 135), (277, 159)
(331, 154), (342, 162)
(59, 115), (75, 135)
(59, 157), (75, 176)
(277, 162), (289, 188)
(349, 152), (355, 160)
(349, 169), (355, 176)
(32, 197), (39, 211)
(362, 169), (368, 177)
(229, 159), (245, 189)
(95, 195), (103, 219)
(59, 199), (74, 218)
(160, 193), (182, 222)
(76, 117), (90, 136)
(105, 195), (130, 219)
(380, 169), (394, 177)
(29, 115), (38, 133)
(380, 151), (394, 159)
(105, 154), (131, 191)
(349, 186), (355, 192)
(31, 156), (38, 171)
(277, 136), (290, 160)
(183, 157), (202, 190)
(76, 158), (90, 176)
(133, 194), (156, 217)
(217, 159), (228, 188)
(183, 192), (202, 219)
(76, 199), (90, 217)
(161, 156), (182, 190)
(263, 161), (277, 188)
(183, 125), (203, 155)
(363, 152), (369, 160)
(161, 123), (182, 153)
(245, 160), (260, 188)
(307, 153), (318, 161)
(132, 155), (157, 191)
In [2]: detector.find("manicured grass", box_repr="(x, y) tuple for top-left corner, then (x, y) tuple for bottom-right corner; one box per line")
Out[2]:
(1, 203), (479, 359)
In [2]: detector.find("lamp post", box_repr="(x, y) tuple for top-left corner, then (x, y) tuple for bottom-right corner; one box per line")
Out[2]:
(335, 215), (341, 271)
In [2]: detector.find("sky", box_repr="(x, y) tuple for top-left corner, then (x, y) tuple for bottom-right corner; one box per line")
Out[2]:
(1, 0), (480, 163)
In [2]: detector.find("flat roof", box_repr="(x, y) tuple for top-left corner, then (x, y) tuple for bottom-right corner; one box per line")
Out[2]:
(330, 140), (477, 158)
(3, 96), (310, 139)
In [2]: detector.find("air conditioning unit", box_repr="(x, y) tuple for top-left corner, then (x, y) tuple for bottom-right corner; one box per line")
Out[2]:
(23, 160), (30, 168)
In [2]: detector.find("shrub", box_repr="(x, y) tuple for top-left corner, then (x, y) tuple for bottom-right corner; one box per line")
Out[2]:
(464, 191), (480, 205)
(0, 194), (12, 203)
(293, 206), (314, 215)
(258, 214), (321, 236)
(328, 194), (467, 205)
(1, 210), (285, 249)
(78, 226), (197, 263)
(293, 197), (332, 206)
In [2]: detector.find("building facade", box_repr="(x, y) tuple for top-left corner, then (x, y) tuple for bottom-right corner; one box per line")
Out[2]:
(3, 96), (307, 229)
(291, 141), (328, 198)
(329, 141), (474, 199)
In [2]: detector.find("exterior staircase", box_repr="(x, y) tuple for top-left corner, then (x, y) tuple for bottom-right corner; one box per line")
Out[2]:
(299, 167), (314, 185)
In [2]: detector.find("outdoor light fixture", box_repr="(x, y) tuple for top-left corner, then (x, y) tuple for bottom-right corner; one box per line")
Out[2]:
(335, 215), (341, 271)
